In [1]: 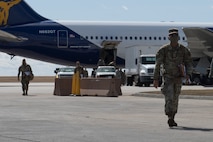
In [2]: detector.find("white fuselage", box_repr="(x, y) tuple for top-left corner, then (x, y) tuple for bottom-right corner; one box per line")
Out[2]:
(57, 21), (213, 59)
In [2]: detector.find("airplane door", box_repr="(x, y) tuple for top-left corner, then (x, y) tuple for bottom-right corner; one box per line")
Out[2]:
(100, 41), (121, 65)
(101, 48), (117, 65)
(57, 30), (68, 48)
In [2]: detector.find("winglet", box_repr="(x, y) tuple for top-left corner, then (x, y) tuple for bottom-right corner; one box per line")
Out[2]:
(0, 30), (26, 42)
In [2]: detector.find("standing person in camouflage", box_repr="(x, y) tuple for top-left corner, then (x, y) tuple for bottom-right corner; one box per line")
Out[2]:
(153, 28), (192, 127)
(74, 61), (84, 77)
(18, 59), (33, 96)
(209, 59), (213, 78)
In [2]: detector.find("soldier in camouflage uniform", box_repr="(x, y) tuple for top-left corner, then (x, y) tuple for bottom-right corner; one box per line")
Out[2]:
(153, 29), (192, 127)
(209, 59), (213, 78)
(18, 59), (33, 96)
(74, 61), (84, 77)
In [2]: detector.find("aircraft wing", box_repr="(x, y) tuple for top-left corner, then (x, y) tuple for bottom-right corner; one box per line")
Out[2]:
(0, 30), (26, 42)
(183, 27), (213, 57)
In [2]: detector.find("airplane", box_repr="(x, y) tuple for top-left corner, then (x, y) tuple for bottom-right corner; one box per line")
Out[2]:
(0, 0), (213, 75)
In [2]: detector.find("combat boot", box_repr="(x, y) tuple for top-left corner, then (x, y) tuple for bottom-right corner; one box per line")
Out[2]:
(168, 119), (177, 127)
(167, 113), (178, 127)
(22, 91), (26, 96)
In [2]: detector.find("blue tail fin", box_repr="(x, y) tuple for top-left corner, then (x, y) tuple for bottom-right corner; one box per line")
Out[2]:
(0, 0), (47, 27)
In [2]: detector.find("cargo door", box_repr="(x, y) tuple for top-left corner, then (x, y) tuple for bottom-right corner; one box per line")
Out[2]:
(100, 41), (121, 65)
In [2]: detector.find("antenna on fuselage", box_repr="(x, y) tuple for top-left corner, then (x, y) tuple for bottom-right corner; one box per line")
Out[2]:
(7, 53), (15, 60)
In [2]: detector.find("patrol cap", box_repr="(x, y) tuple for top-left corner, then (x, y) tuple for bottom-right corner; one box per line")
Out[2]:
(169, 28), (178, 33)
(168, 31), (178, 36)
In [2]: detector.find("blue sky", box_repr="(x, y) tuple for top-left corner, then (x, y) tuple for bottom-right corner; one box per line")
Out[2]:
(26, 0), (213, 22)
(1, 0), (213, 76)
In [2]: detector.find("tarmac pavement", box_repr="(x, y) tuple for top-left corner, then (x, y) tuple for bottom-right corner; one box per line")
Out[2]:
(0, 83), (212, 142)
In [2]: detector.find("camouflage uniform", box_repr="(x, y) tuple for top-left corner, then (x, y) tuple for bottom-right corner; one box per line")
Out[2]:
(18, 60), (33, 95)
(74, 61), (84, 77)
(154, 35), (192, 125)
(209, 59), (213, 78)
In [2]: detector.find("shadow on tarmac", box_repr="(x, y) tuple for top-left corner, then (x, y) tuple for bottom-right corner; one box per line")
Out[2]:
(171, 126), (213, 132)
